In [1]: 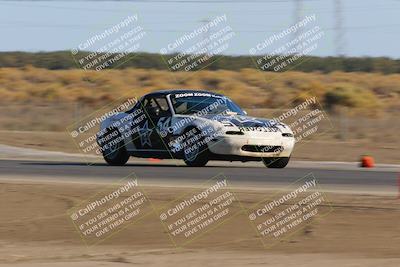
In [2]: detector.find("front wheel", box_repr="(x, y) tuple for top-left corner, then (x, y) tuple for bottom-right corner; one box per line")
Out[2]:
(262, 157), (290, 168)
(182, 127), (209, 167)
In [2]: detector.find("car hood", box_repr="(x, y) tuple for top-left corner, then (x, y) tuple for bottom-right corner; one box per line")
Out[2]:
(197, 114), (285, 128)
(180, 114), (293, 135)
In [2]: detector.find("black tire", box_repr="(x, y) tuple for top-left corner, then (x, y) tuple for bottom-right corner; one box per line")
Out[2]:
(182, 127), (209, 167)
(101, 129), (129, 166)
(263, 157), (290, 168)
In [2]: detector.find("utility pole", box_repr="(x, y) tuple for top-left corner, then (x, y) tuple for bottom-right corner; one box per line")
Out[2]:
(334, 0), (346, 56)
(200, 18), (211, 49)
(293, 0), (304, 42)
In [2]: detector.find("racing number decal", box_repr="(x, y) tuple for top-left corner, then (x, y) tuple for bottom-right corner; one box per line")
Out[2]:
(157, 117), (171, 136)
(132, 117), (171, 150)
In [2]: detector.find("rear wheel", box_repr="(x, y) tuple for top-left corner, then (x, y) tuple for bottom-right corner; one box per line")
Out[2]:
(182, 127), (209, 167)
(102, 129), (129, 166)
(263, 157), (290, 168)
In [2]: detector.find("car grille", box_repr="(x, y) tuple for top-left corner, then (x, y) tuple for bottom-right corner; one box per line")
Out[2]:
(241, 145), (283, 153)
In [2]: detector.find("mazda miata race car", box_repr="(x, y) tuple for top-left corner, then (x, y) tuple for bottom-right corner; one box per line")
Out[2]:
(97, 90), (295, 168)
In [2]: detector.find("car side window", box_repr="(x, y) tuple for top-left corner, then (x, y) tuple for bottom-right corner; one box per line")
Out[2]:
(154, 97), (170, 113)
(142, 96), (171, 117)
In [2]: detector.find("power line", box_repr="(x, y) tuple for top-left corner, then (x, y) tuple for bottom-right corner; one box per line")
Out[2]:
(143, 0), (317, 1)
(0, 22), (398, 31)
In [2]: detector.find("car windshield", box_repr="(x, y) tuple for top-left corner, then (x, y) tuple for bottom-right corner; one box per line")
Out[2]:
(170, 93), (245, 115)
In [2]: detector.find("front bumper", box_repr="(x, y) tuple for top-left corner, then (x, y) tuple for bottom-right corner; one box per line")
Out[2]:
(207, 135), (295, 158)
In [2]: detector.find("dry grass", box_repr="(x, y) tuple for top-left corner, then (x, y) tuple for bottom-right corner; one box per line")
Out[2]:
(0, 66), (399, 115)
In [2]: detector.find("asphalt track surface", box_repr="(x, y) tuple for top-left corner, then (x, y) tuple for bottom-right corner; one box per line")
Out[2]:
(0, 159), (398, 194)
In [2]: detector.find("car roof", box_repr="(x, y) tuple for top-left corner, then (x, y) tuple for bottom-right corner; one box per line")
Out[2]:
(144, 89), (223, 97)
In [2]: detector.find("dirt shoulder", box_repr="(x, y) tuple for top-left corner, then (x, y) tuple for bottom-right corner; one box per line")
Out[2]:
(0, 180), (399, 266)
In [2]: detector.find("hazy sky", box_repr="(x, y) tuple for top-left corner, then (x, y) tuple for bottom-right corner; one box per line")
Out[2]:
(0, 0), (399, 58)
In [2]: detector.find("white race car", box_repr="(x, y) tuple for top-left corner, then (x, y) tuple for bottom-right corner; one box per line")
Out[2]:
(97, 90), (295, 168)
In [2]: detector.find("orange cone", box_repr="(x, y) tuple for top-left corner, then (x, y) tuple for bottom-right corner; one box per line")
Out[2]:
(360, 156), (374, 168)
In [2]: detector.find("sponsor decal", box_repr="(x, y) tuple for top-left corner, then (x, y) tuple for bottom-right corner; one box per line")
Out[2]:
(173, 92), (226, 99)
(238, 126), (281, 132)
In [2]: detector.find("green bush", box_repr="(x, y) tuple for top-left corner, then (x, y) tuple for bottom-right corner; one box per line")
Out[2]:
(324, 83), (380, 111)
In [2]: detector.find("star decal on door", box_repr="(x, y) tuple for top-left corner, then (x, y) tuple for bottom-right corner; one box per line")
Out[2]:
(139, 120), (153, 147)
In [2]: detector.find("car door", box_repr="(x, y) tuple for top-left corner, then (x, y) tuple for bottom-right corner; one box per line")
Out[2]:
(131, 95), (172, 152)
